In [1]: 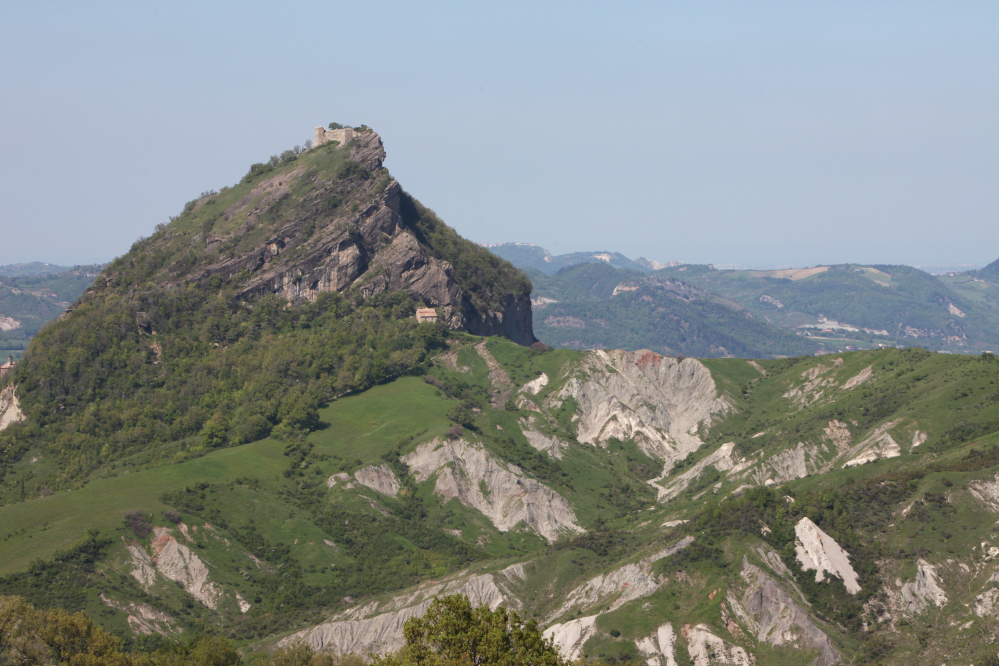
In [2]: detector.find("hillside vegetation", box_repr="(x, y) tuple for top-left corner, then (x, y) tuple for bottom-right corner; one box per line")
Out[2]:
(3, 329), (999, 664)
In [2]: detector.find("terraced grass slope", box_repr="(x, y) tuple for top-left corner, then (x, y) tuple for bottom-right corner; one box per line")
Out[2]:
(3, 333), (999, 664)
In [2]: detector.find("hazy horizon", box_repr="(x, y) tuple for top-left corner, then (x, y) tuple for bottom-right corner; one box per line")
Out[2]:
(2, 1), (996, 268)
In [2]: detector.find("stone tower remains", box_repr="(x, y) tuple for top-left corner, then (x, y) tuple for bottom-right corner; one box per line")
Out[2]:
(314, 126), (356, 148)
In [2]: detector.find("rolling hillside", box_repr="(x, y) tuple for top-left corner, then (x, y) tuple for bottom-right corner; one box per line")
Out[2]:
(3, 134), (999, 665)
(3, 332), (999, 664)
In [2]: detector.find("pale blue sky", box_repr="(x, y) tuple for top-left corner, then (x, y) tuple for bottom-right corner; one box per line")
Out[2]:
(1, 1), (996, 268)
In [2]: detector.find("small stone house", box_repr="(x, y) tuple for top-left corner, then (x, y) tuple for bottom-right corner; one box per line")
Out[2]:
(415, 308), (438, 323)
(0, 355), (16, 378)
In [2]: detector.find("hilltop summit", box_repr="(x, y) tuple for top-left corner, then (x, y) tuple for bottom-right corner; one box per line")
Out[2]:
(88, 127), (535, 345)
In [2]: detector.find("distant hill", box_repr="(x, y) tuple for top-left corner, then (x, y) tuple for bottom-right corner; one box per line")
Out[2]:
(529, 262), (820, 358)
(652, 262), (999, 352)
(489, 243), (999, 353)
(0, 264), (104, 359)
(0, 262), (73, 277)
(971, 256), (999, 281)
(485, 243), (653, 274)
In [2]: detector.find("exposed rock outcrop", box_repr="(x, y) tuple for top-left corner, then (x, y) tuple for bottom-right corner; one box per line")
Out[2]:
(974, 588), (999, 617)
(684, 624), (754, 666)
(520, 415), (568, 459)
(794, 518), (860, 594)
(283, 565), (523, 655)
(549, 350), (731, 470)
(783, 362), (842, 409)
(150, 527), (226, 610)
(898, 559), (947, 614)
(199, 132), (534, 346)
(0, 384), (24, 431)
(842, 366), (873, 390)
(353, 464), (400, 497)
(474, 341), (515, 409)
(969, 473), (999, 512)
(548, 536), (694, 621)
(327, 472), (351, 488)
(729, 558), (839, 665)
(635, 623), (679, 666)
(842, 420), (901, 468)
(543, 615), (600, 661)
(655, 442), (743, 502)
(123, 538), (158, 588)
(403, 438), (581, 541)
(521, 373), (549, 395)
(99, 593), (182, 636)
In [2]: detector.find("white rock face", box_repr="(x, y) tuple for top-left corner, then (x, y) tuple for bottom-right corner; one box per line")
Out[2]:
(761, 443), (823, 484)
(520, 416), (568, 459)
(732, 558), (839, 666)
(550, 350), (731, 464)
(326, 472), (351, 488)
(150, 527), (225, 609)
(783, 362), (840, 409)
(521, 429), (568, 459)
(899, 559), (947, 614)
(969, 473), (999, 512)
(521, 373), (549, 395)
(794, 518), (861, 595)
(549, 536), (694, 621)
(353, 464), (400, 497)
(403, 438), (582, 541)
(841, 366), (873, 390)
(842, 420), (901, 468)
(655, 443), (740, 502)
(283, 567), (520, 655)
(911, 430), (928, 448)
(0, 384), (24, 431)
(123, 538), (158, 588)
(543, 615), (599, 661)
(974, 588), (999, 617)
(685, 624), (754, 666)
(100, 593), (183, 636)
(635, 623), (679, 666)
(822, 420), (852, 454)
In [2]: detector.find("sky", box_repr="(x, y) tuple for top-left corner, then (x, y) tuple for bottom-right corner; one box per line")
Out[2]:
(1, 1), (997, 269)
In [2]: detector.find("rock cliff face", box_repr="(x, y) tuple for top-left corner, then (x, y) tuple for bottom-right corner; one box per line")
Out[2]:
(731, 558), (839, 665)
(794, 518), (860, 595)
(402, 438), (581, 541)
(547, 350), (732, 464)
(195, 132), (535, 345)
(282, 564), (525, 656)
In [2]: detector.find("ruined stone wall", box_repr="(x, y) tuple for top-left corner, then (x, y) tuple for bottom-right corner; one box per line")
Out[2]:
(313, 127), (356, 147)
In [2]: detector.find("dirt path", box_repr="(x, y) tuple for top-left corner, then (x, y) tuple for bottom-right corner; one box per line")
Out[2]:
(474, 341), (514, 409)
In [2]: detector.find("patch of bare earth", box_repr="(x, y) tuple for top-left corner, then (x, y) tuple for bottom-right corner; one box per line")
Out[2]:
(474, 341), (514, 409)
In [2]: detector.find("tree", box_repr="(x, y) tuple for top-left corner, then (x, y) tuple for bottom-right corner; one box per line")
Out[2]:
(373, 595), (567, 666)
(200, 413), (229, 449)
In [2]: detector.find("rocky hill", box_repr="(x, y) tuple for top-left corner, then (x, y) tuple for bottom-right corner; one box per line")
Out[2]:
(0, 127), (534, 496)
